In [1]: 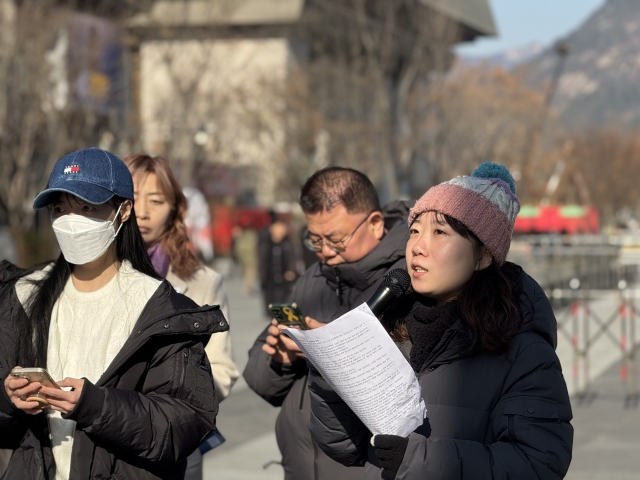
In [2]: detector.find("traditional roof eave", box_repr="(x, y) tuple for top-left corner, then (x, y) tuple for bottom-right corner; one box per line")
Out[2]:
(126, 0), (305, 27)
(125, 0), (496, 40)
(421, 0), (497, 37)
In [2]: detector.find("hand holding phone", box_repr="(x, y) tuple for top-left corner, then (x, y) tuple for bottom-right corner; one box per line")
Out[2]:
(38, 377), (84, 415)
(262, 303), (306, 363)
(11, 367), (60, 388)
(4, 367), (60, 415)
(269, 303), (309, 330)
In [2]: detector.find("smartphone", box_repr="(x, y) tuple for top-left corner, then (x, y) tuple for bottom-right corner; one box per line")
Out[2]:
(11, 367), (60, 388)
(269, 302), (308, 330)
(10, 367), (60, 409)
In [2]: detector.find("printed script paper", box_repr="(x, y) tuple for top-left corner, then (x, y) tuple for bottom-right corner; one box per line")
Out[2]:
(283, 303), (425, 437)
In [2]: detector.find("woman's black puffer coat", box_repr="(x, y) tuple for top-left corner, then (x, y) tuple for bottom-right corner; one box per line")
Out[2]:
(0, 261), (227, 480)
(307, 268), (573, 479)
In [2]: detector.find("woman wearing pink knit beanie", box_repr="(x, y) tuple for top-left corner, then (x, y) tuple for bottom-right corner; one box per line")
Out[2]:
(307, 162), (573, 480)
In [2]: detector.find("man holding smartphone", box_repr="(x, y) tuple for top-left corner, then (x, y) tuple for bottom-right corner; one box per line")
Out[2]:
(243, 167), (411, 480)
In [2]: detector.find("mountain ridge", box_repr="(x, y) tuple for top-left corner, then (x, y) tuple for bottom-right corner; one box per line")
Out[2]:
(459, 42), (546, 70)
(518, 0), (640, 130)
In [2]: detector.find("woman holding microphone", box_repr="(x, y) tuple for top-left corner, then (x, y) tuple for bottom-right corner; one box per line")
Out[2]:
(306, 162), (573, 479)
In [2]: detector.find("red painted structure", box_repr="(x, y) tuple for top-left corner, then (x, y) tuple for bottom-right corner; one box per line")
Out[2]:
(514, 205), (599, 235)
(210, 205), (271, 256)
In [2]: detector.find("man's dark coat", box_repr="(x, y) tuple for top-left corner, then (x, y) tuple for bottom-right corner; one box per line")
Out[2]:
(243, 201), (411, 480)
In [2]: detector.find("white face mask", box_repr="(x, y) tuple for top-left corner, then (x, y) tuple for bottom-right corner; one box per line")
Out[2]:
(52, 205), (124, 265)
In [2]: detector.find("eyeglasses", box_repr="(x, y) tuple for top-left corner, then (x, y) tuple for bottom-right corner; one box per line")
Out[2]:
(303, 213), (371, 253)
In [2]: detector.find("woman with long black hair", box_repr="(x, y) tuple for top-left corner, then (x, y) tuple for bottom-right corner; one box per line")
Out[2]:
(306, 163), (573, 479)
(0, 148), (226, 480)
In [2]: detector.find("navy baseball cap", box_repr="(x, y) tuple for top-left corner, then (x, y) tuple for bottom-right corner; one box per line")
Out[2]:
(33, 148), (134, 210)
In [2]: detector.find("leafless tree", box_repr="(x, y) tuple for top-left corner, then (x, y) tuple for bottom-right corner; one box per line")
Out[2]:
(128, 1), (490, 205)
(0, 1), (71, 261)
(562, 129), (640, 225)
(415, 65), (550, 197)
(286, 0), (463, 200)
(0, 0), (130, 264)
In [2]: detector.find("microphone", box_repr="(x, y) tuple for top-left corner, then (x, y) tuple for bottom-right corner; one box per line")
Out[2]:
(366, 268), (411, 318)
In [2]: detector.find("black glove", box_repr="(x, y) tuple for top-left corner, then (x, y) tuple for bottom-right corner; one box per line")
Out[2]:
(374, 434), (409, 480)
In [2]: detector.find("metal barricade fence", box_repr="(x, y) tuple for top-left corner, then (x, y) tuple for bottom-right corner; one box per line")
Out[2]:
(509, 235), (640, 406)
(550, 287), (640, 407)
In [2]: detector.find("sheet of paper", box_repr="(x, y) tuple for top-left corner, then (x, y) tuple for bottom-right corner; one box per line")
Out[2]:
(283, 303), (425, 437)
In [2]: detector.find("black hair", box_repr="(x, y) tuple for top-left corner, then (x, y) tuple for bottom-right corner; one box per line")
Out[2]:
(433, 212), (521, 353)
(300, 167), (381, 215)
(388, 211), (521, 353)
(16, 196), (160, 367)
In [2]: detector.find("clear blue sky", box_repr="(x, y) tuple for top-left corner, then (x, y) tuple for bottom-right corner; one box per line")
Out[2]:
(456, 0), (606, 57)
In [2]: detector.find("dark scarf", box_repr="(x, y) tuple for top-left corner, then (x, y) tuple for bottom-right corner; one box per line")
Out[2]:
(404, 296), (463, 371)
(384, 262), (525, 372)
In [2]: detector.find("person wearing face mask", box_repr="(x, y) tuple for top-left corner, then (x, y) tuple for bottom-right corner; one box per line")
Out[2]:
(306, 163), (573, 479)
(0, 148), (226, 480)
(123, 153), (239, 480)
(243, 167), (412, 480)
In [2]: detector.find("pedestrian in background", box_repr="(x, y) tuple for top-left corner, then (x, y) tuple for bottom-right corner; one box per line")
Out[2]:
(1, 148), (224, 479)
(233, 220), (259, 296)
(299, 223), (321, 270)
(258, 206), (298, 316)
(307, 163), (573, 479)
(124, 153), (239, 480)
(183, 186), (215, 264)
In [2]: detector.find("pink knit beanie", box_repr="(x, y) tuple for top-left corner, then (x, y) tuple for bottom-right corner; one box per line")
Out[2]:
(408, 162), (520, 266)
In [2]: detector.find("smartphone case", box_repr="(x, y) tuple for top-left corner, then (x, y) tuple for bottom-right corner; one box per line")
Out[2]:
(269, 303), (308, 330)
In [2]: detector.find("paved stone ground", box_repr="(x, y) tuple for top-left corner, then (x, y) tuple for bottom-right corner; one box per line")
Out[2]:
(203, 268), (283, 480)
(204, 268), (640, 480)
(566, 361), (640, 480)
(555, 294), (640, 479)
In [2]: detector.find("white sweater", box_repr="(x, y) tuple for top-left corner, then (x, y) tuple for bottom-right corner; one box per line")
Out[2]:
(17, 261), (160, 480)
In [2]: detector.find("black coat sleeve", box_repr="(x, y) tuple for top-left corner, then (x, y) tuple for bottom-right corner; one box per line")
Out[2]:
(0, 383), (29, 449)
(307, 366), (370, 466)
(0, 277), (30, 449)
(63, 342), (218, 463)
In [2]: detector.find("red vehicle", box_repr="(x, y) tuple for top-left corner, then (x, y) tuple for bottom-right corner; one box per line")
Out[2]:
(514, 205), (599, 235)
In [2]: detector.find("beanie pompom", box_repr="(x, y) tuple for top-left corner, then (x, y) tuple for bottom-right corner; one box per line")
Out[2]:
(471, 162), (516, 195)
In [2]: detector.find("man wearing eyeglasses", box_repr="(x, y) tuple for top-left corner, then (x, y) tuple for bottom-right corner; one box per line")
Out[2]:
(243, 167), (411, 480)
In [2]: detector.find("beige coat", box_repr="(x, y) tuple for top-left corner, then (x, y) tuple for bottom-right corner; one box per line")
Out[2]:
(166, 265), (239, 399)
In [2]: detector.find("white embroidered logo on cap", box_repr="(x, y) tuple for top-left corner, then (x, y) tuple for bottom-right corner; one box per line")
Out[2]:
(63, 165), (80, 174)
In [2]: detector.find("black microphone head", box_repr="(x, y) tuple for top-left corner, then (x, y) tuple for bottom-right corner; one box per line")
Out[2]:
(382, 268), (411, 298)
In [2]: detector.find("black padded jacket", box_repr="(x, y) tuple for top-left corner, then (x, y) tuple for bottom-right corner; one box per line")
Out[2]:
(307, 270), (574, 479)
(0, 260), (228, 480)
(243, 201), (412, 480)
